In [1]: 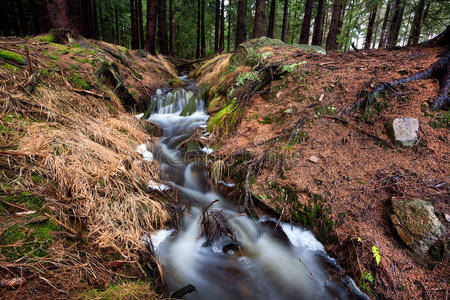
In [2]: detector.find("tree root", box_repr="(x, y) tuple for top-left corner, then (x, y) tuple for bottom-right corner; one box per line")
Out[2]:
(355, 52), (449, 110)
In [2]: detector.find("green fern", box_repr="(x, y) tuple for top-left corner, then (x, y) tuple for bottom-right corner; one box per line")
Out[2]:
(372, 245), (381, 265)
(358, 271), (374, 295)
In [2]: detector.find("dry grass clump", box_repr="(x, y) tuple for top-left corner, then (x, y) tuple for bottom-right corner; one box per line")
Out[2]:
(1, 83), (168, 261)
(196, 53), (232, 86)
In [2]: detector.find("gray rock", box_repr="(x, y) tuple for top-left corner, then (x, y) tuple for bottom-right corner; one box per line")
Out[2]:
(389, 117), (419, 147)
(390, 197), (446, 255)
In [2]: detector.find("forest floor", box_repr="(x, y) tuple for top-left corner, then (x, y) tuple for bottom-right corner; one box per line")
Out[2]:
(195, 39), (449, 299)
(0, 32), (178, 298)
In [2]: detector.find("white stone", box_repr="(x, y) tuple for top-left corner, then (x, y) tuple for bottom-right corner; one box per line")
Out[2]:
(392, 118), (419, 147)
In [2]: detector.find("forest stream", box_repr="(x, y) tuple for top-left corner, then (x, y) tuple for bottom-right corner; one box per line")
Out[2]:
(139, 76), (369, 300)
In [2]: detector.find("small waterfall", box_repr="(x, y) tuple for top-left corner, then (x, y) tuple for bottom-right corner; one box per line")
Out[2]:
(142, 77), (368, 300)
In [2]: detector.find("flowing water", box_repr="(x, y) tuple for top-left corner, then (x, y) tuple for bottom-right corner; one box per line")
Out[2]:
(140, 76), (368, 300)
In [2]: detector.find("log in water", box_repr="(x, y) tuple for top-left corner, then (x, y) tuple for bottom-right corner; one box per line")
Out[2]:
(140, 75), (368, 300)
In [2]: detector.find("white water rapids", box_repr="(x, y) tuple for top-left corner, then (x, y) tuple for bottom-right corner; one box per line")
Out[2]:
(140, 76), (368, 300)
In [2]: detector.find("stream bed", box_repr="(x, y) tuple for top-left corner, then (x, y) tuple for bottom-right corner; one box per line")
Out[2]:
(139, 76), (368, 300)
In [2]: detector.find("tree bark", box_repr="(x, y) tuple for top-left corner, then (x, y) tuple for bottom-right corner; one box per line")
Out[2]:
(312, 0), (325, 46)
(130, 0), (139, 49)
(201, 0), (205, 57)
(196, 0), (200, 57)
(215, 0), (220, 53)
(386, 0), (404, 48)
(158, 0), (168, 54)
(227, 0), (232, 52)
(281, 0), (289, 42)
(42, 0), (72, 32)
(169, 0), (175, 54)
(236, 0), (247, 47)
(407, 0), (425, 46)
(364, 4), (377, 49)
(115, 6), (120, 45)
(326, 0), (343, 51)
(253, 0), (266, 38)
(371, 5), (381, 49)
(299, 0), (314, 44)
(138, 0), (144, 48)
(267, 0), (276, 38)
(378, 0), (391, 48)
(144, 0), (158, 54)
(15, 0), (27, 35)
(219, 0), (225, 52)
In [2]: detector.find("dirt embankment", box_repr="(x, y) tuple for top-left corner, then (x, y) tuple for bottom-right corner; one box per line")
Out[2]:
(0, 32), (177, 298)
(195, 38), (449, 299)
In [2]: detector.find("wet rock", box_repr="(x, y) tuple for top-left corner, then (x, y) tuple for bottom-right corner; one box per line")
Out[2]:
(390, 197), (446, 255)
(387, 117), (419, 147)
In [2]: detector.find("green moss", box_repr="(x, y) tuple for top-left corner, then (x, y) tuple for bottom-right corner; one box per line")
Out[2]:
(67, 72), (90, 90)
(106, 103), (116, 112)
(49, 42), (69, 53)
(0, 219), (60, 260)
(0, 50), (26, 65)
(40, 33), (55, 43)
(31, 174), (44, 184)
(5, 192), (45, 211)
(79, 281), (154, 299)
(168, 77), (183, 88)
(207, 101), (239, 133)
(429, 110), (450, 129)
(2, 63), (20, 71)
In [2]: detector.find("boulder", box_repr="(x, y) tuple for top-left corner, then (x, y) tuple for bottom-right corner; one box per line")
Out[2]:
(390, 197), (446, 255)
(387, 117), (419, 147)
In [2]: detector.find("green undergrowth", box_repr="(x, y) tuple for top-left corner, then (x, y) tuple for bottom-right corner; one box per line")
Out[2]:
(79, 280), (156, 299)
(0, 191), (60, 260)
(67, 72), (90, 89)
(207, 100), (240, 133)
(40, 33), (55, 43)
(422, 104), (449, 129)
(0, 49), (26, 65)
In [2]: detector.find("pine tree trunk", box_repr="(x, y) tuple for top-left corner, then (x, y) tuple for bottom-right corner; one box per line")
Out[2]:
(144, 0), (158, 54)
(201, 0), (205, 57)
(386, 0), (403, 48)
(158, 0), (168, 54)
(196, 0), (201, 57)
(99, 2), (105, 40)
(227, 0), (232, 52)
(169, 0), (174, 54)
(281, 0), (289, 42)
(371, 5), (381, 49)
(299, 0), (314, 44)
(138, 0), (144, 48)
(312, 0), (325, 46)
(15, 0), (27, 35)
(290, 9), (297, 44)
(131, 0), (139, 49)
(219, 0), (225, 52)
(267, 0), (276, 38)
(253, 0), (266, 38)
(326, 0), (343, 51)
(215, 0), (220, 53)
(0, 0), (8, 36)
(115, 7), (120, 44)
(407, 0), (425, 45)
(364, 5), (377, 49)
(236, 0), (247, 47)
(42, 0), (72, 32)
(8, 0), (20, 35)
(30, 0), (42, 34)
(378, 0), (391, 48)
(92, 0), (99, 39)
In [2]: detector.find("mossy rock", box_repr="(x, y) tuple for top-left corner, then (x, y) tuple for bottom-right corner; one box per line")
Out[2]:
(292, 43), (327, 55)
(0, 49), (26, 65)
(180, 95), (199, 116)
(169, 77), (184, 88)
(208, 96), (226, 113)
(207, 101), (239, 133)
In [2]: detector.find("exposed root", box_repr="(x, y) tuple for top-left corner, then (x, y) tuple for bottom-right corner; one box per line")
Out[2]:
(200, 200), (234, 245)
(356, 53), (449, 110)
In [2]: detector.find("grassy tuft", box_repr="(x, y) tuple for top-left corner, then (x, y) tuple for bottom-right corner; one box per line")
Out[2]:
(0, 49), (26, 65)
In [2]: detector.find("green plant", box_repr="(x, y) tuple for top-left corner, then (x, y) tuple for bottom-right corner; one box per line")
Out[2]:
(358, 271), (374, 295)
(0, 50), (26, 65)
(281, 61), (307, 73)
(315, 105), (337, 118)
(289, 129), (308, 144)
(67, 72), (90, 89)
(372, 245), (381, 265)
(236, 71), (257, 86)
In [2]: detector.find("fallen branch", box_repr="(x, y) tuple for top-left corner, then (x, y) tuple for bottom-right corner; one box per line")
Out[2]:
(70, 88), (110, 99)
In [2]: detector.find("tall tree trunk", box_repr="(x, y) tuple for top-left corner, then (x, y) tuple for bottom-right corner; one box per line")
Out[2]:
(196, 0), (200, 57)
(364, 4), (377, 49)
(371, 5), (381, 49)
(169, 0), (174, 54)
(8, 0), (20, 35)
(227, 0), (232, 52)
(299, 0), (314, 44)
(312, 0), (325, 46)
(290, 9), (297, 44)
(144, 0), (158, 54)
(131, 0), (139, 49)
(99, 2), (105, 40)
(0, 0), (8, 36)
(407, 0), (425, 45)
(253, 0), (266, 38)
(42, 0), (72, 32)
(342, 0), (353, 52)
(92, 0), (99, 39)
(378, 0), (391, 48)
(281, 0), (289, 42)
(29, 0), (41, 34)
(326, 0), (343, 51)
(201, 0), (205, 57)
(236, 0), (247, 47)
(386, 0), (404, 48)
(158, 0), (168, 54)
(267, 0), (276, 38)
(15, 0), (27, 35)
(138, 0), (144, 48)
(219, 0), (225, 52)
(115, 7), (120, 45)
(215, 0), (220, 53)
